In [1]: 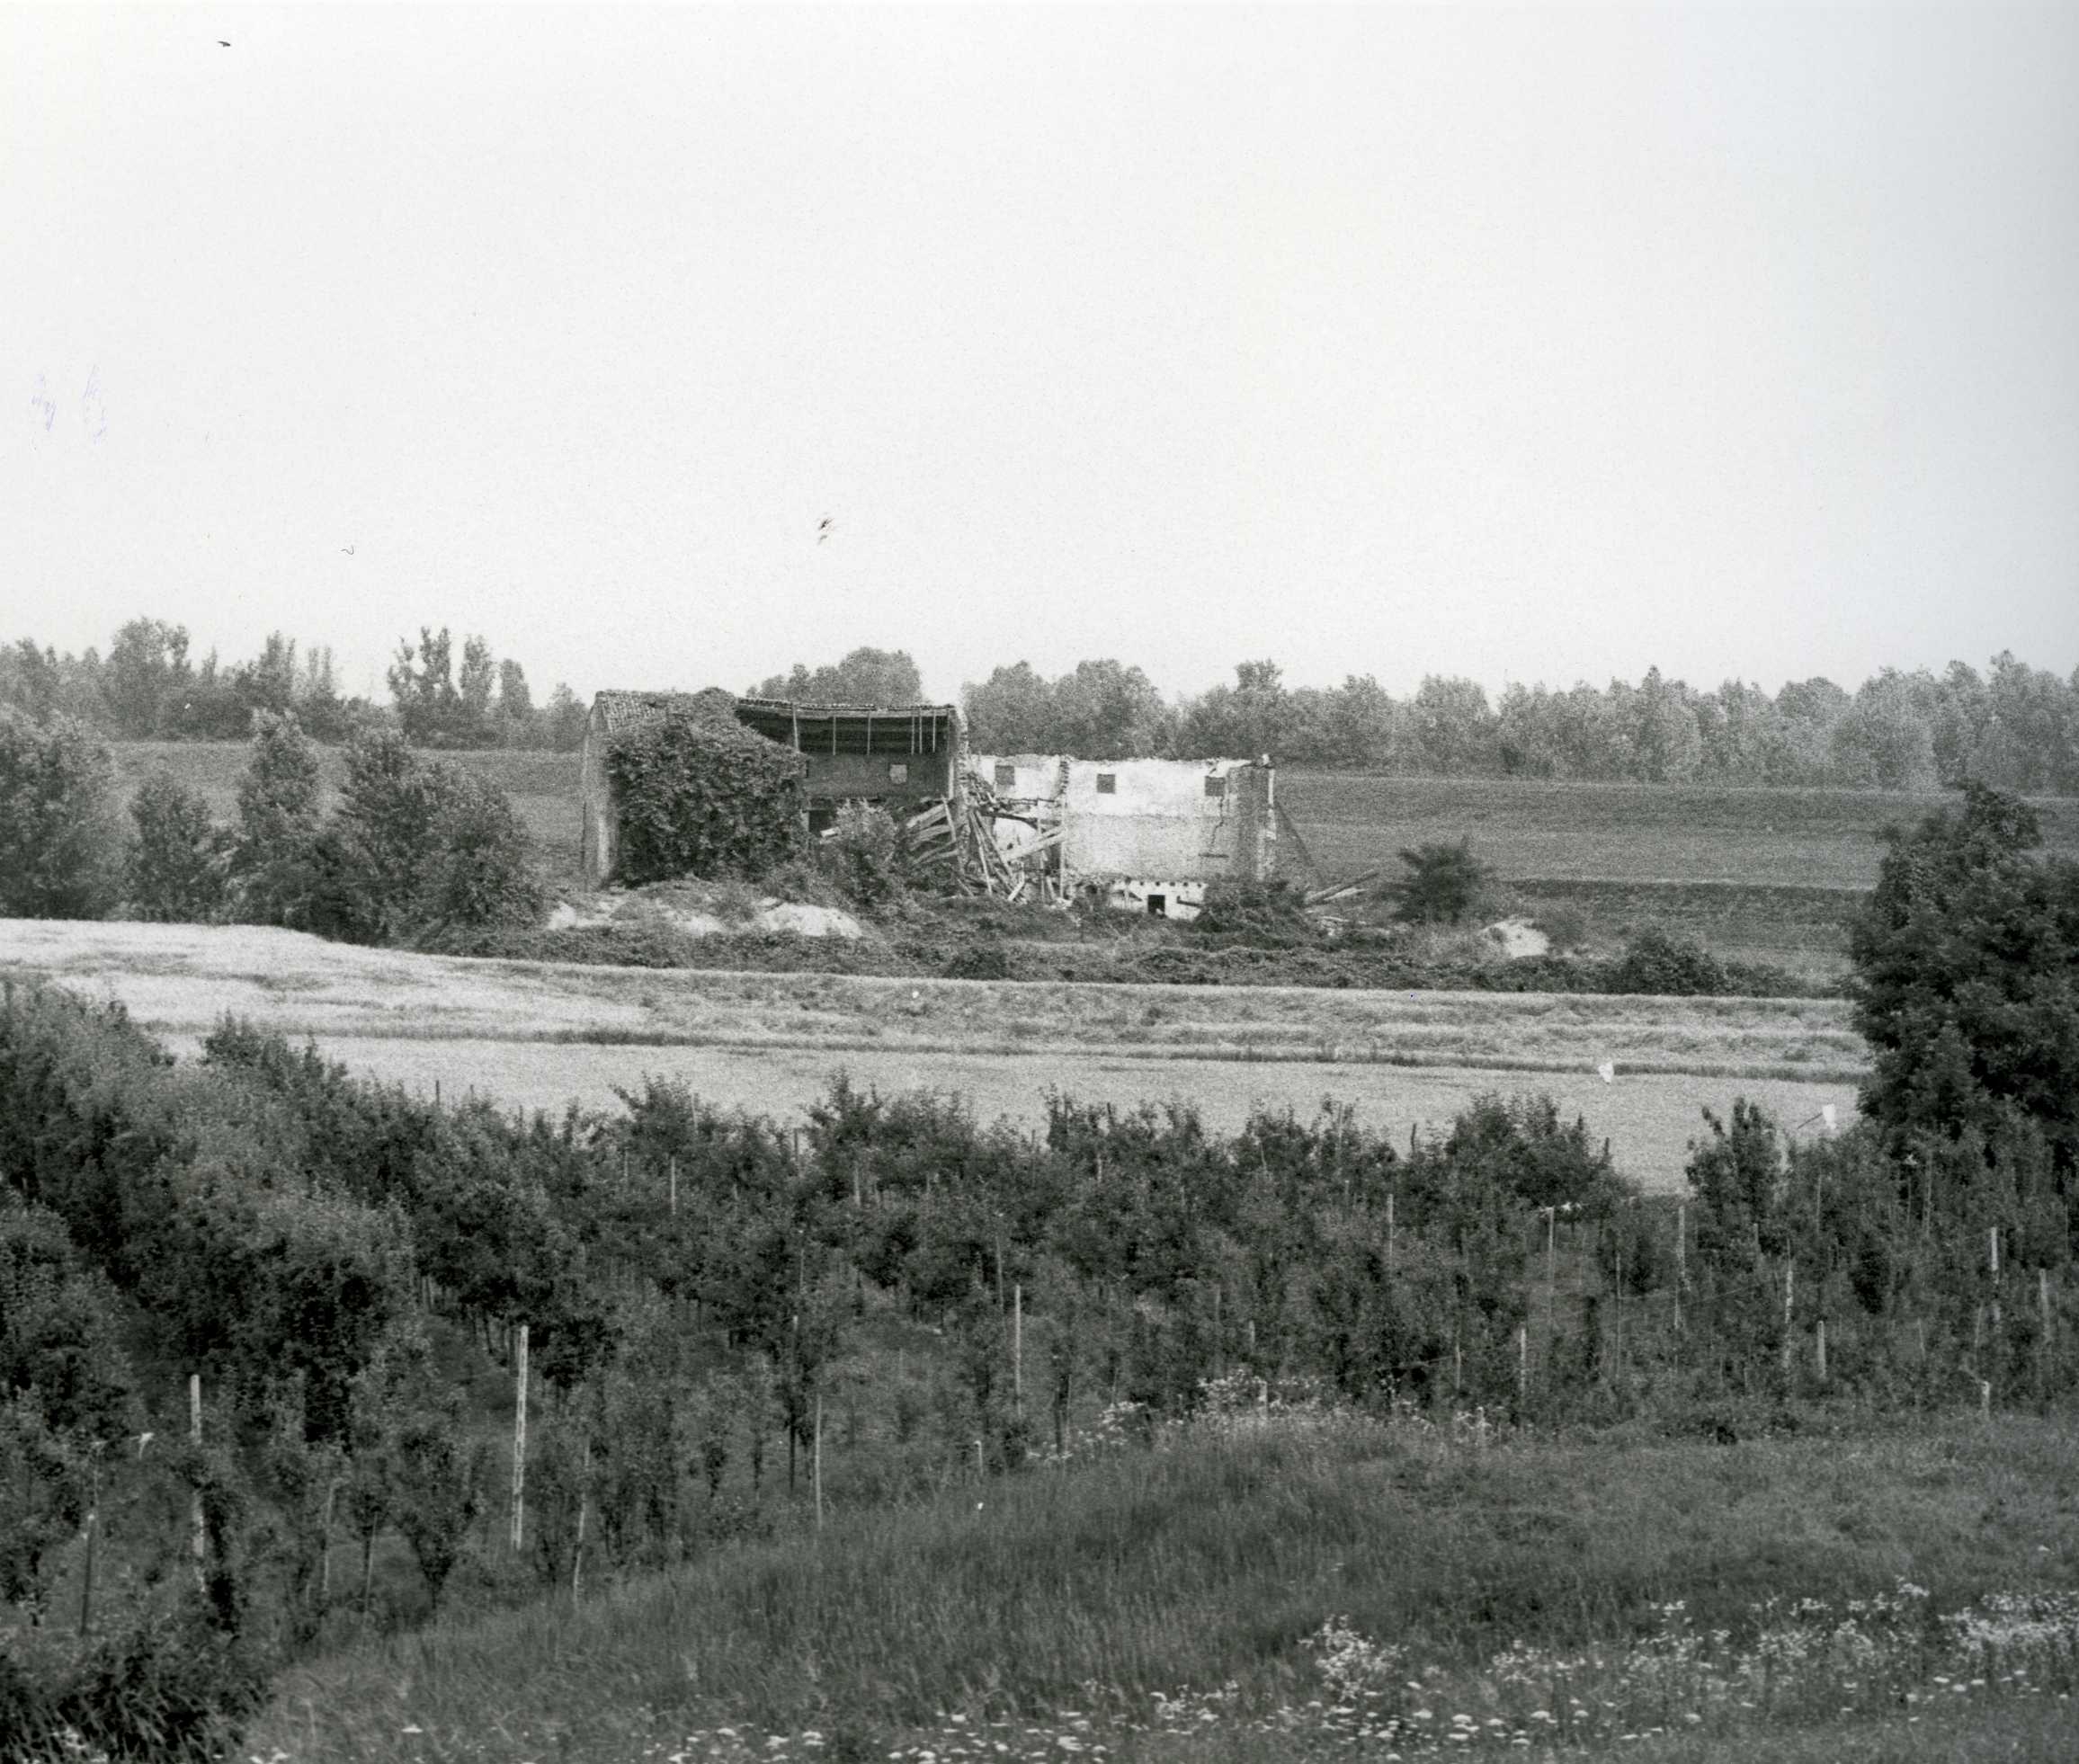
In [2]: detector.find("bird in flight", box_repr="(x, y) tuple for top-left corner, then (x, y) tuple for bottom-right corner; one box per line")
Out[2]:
(218, 40), (230, 48)
(341, 545), (355, 556)
(816, 515), (833, 545)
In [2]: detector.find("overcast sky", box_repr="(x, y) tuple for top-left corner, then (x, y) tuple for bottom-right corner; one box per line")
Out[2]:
(6, 3), (2076, 708)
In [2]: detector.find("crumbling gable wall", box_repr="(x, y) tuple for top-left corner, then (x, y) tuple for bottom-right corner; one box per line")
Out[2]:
(965, 753), (1278, 916)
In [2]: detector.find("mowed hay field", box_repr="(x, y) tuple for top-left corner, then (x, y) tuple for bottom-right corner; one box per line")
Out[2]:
(2, 919), (1866, 1192)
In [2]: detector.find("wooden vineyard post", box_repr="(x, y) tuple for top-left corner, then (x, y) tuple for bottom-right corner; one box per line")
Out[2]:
(1545, 1207), (1557, 1347)
(1989, 1229), (2003, 1394)
(1816, 1317), (1828, 1385)
(1013, 1283), (1024, 1419)
(510, 1324), (529, 1553)
(1780, 1263), (1795, 1379)
(813, 1392), (825, 1533)
(668, 1156), (677, 1218)
(190, 1373), (206, 1583)
(1387, 1192), (1396, 1272)
(320, 1475), (338, 1599)
(1674, 1201), (1687, 1332)
(572, 1438), (590, 1600)
(78, 1444), (102, 1637)
(1516, 1322), (1528, 1409)
(2041, 1269), (2055, 1401)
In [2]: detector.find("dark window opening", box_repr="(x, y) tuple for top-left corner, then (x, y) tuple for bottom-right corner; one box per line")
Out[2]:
(1146, 894), (1167, 917)
(994, 762), (1016, 788)
(1095, 772), (1117, 794)
(1204, 775), (1227, 797)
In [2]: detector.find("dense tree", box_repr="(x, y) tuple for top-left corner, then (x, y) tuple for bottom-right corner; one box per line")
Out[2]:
(231, 711), (325, 925)
(103, 618), (194, 738)
(495, 657), (534, 737)
(388, 627), (468, 746)
(1408, 675), (1499, 775)
(128, 771), (231, 922)
(541, 682), (588, 751)
(754, 646), (924, 706)
(1050, 658), (1173, 759)
(966, 658), (1173, 758)
(962, 662), (1056, 753)
(458, 635), (497, 740)
(0, 710), (122, 918)
(1850, 784), (2079, 1171)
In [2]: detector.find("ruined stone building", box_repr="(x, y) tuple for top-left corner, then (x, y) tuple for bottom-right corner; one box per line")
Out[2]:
(969, 753), (1287, 919)
(580, 687), (1310, 913)
(579, 689), (960, 888)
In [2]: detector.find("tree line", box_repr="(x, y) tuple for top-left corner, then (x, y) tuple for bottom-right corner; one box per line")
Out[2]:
(0, 709), (542, 943)
(0, 622), (588, 750)
(10, 624), (2077, 793)
(965, 653), (2079, 792)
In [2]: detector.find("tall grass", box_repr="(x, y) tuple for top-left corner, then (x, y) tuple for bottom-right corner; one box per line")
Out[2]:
(248, 1408), (2079, 1762)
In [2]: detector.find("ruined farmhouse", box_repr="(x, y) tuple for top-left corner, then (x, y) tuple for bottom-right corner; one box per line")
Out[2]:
(580, 688), (1307, 916)
(968, 754), (1282, 917)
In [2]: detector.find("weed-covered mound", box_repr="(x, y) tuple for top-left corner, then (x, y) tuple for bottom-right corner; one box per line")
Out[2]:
(463, 911), (1831, 997)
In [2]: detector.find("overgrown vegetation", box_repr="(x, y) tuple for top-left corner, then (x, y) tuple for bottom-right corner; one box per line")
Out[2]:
(0, 713), (542, 947)
(2, 784), (2075, 1757)
(604, 700), (808, 886)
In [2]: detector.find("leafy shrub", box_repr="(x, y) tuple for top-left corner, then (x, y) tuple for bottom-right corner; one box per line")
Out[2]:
(126, 771), (230, 922)
(414, 767), (543, 940)
(942, 940), (1014, 980)
(1191, 876), (1315, 943)
(607, 708), (808, 885)
(0, 709), (121, 918)
(823, 800), (906, 908)
(301, 729), (543, 946)
(1382, 838), (1491, 924)
(1600, 926), (1728, 994)
(1532, 901), (1592, 953)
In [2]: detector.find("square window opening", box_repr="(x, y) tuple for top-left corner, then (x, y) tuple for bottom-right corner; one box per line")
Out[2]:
(1147, 894), (1167, 917)
(1095, 772), (1117, 794)
(994, 762), (1016, 788)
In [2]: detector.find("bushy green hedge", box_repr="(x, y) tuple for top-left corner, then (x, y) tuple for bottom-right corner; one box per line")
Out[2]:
(607, 709), (807, 885)
(0, 987), (415, 1441)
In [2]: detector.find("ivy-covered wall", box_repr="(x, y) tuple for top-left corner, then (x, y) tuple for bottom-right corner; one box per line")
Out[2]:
(604, 708), (808, 885)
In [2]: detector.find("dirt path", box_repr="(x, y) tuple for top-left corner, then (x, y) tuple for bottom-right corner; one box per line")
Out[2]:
(5, 918), (1862, 1192)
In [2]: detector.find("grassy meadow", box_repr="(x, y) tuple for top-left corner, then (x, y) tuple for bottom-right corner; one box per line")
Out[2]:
(246, 1406), (2079, 1764)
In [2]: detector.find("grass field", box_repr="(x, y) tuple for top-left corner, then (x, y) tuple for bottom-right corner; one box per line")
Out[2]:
(2, 919), (1865, 1189)
(1278, 772), (2079, 887)
(107, 743), (2079, 974)
(245, 1409), (2079, 1763)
